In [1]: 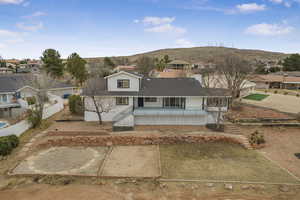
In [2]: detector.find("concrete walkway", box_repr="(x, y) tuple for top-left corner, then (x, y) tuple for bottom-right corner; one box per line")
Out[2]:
(242, 91), (300, 114)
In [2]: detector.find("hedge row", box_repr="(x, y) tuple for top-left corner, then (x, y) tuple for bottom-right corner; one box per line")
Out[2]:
(0, 135), (19, 156)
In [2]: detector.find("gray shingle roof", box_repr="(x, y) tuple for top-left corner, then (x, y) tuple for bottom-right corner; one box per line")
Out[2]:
(83, 77), (230, 97)
(0, 74), (75, 93)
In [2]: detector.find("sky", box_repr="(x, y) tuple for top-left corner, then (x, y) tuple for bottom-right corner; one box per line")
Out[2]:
(0, 0), (300, 59)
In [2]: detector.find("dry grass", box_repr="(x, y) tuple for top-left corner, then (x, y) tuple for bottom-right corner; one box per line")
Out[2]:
(160, 143), (299, 183)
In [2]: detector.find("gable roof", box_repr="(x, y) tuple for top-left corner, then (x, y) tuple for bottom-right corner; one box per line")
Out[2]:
(0, 74), (76, 93)
(82, 77), (230, 97)
(104, 71), (142, 79)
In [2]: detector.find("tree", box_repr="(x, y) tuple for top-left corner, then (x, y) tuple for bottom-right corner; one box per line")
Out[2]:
(215, 53), (253, 98)
(27, 73), (52, 128)
(103, 57), (115, 69)
(66, 53), (88, 86)
(40, 49), (64, 79)
(137, 56), (155, 75)
(84, 78), (113, 125)
(0, 56), (6, 68)
(282, 54), (300, 71)
(155, 58), (166, 72)
(163, 55), (171, 64)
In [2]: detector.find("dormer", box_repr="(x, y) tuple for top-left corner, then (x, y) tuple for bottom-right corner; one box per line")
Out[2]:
(104, 71), (142, 92)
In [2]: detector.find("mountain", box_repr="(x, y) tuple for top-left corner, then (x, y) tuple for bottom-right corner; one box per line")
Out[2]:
(85, 46), (289, 65)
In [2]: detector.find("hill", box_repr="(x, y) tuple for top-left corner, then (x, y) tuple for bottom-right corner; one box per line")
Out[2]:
(85, 46), (289, 65)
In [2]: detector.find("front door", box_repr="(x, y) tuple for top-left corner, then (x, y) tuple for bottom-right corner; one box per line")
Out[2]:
(138, 98), (144, 107)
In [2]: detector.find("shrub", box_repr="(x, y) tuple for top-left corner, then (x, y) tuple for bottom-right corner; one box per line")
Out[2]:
(297, 93), (300, 97)
(26, 97), (36, 105)
(264, 90), (268, 93)
(249, 130), (265, 146)
(284, 91), (288, 95)
(0, 135), (19, 156)
(68, 95), (84, 115)
(27, 109), (43, 128)
(274, 90), (278, 94)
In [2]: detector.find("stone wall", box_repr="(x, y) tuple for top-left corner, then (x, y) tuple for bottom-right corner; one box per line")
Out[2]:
(39, 132), (251, 149)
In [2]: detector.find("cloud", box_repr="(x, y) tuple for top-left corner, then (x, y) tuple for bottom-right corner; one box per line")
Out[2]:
(0, 29), (20, 37)
(145, 24), (186, 34)
(236, 3), (266, 13)
(0, 0), (23, 4)
(135, 16), (186, 35)
(141, 16), (175, 25)
(175, 38), (194, 47)
(16, 21), (43, 31)
(269, 0), (299, 7)
(23, 11), (46, 18)
(245, 23), (294, 36)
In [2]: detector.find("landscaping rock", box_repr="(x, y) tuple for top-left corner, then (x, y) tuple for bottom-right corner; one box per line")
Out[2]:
(206, 183), (214, 187)
(241, 185), (251, 190)
(224, 184), (233, 190)
(279, 185), (290, 192)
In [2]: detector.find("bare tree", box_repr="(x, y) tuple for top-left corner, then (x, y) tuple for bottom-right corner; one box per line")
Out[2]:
(27, 73), (53, 127)
(84, 78), (113, 125)
(215, 53), (253, 98)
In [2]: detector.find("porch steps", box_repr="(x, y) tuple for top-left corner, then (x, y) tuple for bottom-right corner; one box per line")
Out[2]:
(225, 123), (252, 149)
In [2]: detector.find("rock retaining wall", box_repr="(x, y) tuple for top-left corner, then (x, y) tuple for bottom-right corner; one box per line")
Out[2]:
(38, 133), (251, 149)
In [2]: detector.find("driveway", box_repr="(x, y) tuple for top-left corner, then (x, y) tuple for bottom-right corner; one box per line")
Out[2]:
(242, 91), (300, 114)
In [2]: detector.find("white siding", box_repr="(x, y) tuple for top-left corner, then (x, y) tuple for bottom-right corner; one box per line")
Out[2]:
(185, 97), (203, 110)
(107, 74), (140, 92)
(84, 96), (133, 122)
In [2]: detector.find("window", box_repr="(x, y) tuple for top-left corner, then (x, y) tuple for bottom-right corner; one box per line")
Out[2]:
(116, 97), (129, 105)
(117, 79), (130, 88)
(2, 94), (7, 102)
(163, 97), (185, 109)
(145, 97), (157, 102)
(207, 98), (227, 107)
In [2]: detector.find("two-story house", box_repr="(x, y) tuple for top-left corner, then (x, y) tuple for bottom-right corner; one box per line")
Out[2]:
(83, 71), (231, 129)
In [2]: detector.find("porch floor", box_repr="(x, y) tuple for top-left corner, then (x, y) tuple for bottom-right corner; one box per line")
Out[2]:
(133, 108), (207, 116)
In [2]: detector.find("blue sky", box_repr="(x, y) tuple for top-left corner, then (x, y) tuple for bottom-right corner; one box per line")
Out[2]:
(0, 0), (299, 59)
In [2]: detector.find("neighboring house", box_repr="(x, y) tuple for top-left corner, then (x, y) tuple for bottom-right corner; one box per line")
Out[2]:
(0, 74), (78, 118)
(150, 69), (188, 78)
(250, 74), (300, 90)
(83, 71), (231, 129)
(0, 67), (13, 74)
(195, 74), (256, 98)
(167, 60), (191, 70)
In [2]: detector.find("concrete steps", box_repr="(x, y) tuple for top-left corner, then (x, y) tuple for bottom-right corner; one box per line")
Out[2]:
(225, 123), (253, 150)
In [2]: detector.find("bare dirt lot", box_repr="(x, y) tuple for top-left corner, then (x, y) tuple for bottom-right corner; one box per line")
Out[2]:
(101, 145), (160, 178)
(12, 147), (108, 176)
(239, 126), (300, 179)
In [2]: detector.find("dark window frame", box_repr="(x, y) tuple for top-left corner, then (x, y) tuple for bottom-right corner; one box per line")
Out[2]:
(116, 97), (129, 105)
(117, 79), (130, 88)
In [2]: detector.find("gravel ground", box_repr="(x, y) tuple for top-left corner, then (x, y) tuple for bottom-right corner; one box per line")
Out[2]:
(13, 147), (108, 176)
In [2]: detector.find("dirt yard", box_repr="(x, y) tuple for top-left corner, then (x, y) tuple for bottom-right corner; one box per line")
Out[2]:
(239, 126), (300, 179)
(160, 143), (299, 183)
(101, 145), (160, 178)
(227, 105), (292, 119)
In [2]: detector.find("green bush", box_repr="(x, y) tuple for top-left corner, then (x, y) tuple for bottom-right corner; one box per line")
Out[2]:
(297, 93), (300, 97)
(26, 97), (36, 105)
(274, 90), (278, 94)
(264, 90), (268, 93)
(27, 109), (43, 128)
(284, 91), (288, 95)
(249, 130), (265, 146)
(68, 95), (84, 115)
(0, 135), (19, 156)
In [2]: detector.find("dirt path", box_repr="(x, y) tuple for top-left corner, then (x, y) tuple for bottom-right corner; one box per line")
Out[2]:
(0, 183), (299, 200)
